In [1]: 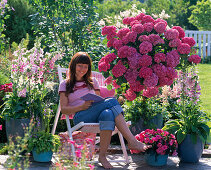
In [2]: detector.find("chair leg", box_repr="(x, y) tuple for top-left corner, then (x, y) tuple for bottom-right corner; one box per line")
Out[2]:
(65, 115), (76, 161)
(51, 103), (61, 135)
(118, 132), (129, 164)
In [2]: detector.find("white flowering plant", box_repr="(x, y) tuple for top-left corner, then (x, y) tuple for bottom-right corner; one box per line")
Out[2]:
(98, 10), (201, 101)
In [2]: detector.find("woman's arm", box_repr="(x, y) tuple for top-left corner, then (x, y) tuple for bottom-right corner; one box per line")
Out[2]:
(60, 93), (93, 115)
(95, 89), (100, 96)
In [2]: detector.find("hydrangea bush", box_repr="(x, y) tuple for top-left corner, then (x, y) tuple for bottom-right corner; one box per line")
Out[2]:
(98, 12), (201, 101)
(130, 129), (178, 156)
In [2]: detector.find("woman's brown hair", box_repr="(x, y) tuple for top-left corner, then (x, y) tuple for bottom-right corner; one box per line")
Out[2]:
(65, 52), (94, 96)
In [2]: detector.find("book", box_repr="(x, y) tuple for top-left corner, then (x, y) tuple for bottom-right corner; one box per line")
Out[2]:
(80, 93), (104, 103)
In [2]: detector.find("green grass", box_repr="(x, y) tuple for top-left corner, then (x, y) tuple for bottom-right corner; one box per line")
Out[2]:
(197, 64), (211, 115)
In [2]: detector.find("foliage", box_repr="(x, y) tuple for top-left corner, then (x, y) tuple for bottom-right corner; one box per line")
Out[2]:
(29, 0), (106, 68)
(130, 129), (178, 156)
(123, 96), (168, 127)
(0, 0), (10, 53)
(163, 103), (210, 144)
(3, 0), (36, 48)
(99, 12), (200, 101)
(188, 0), (211, 31)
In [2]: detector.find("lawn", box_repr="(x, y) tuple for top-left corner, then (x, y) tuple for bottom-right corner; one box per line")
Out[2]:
(197, 64), (211, 115)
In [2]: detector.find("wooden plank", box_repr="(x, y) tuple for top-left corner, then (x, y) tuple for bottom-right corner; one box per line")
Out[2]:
(208, 33), (211, 56)
(203, 34), (207, 60)
(198, 34), (202, 57)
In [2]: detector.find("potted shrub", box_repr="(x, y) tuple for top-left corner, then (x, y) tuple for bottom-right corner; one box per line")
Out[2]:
(0, 38), (58, 141)
(130, 129), (178, 166)
(123, 96), (168, 135)
(163, 70), (210, 163)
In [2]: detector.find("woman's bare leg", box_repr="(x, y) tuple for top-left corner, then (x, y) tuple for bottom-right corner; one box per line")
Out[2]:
(98, 130), (113, 169)
(115, 114), (151, 152)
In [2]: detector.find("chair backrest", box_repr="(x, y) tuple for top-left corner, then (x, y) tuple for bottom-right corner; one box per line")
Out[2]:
(57, 66), (105, 86)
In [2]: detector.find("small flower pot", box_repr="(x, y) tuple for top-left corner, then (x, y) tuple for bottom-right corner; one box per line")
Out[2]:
(32, 149), (53, 162)
(144, 150), (168, 166)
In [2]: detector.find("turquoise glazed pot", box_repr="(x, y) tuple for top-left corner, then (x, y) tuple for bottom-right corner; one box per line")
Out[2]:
(144, 150), (168, 166)
(32, 149), (53, 162)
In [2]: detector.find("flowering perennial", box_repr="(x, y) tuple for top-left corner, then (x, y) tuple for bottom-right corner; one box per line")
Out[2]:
(99, 13), (201, 101)
(130, 129), (178, 156)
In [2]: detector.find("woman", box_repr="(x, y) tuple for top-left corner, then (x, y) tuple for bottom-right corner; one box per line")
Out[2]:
(59, 52), (151, 169)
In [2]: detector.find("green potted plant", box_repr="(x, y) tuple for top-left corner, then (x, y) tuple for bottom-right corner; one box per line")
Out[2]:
(27, 108), (61, 162)
(163, 70), (210, 163)
(123, 96), (168, 135)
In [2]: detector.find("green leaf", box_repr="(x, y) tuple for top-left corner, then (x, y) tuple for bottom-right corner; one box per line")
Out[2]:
(177, 129), (186, 144)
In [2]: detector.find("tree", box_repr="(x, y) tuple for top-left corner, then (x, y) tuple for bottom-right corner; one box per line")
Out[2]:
(188, 0), (211, 30)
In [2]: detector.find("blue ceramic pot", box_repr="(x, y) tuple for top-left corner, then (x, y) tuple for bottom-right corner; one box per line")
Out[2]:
(144, 150), (168, 166)
(32, 149), (53, 162)
(178, 134), (204, 163)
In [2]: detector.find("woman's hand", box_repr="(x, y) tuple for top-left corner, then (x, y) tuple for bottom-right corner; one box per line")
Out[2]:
(81, 100), (93, 110)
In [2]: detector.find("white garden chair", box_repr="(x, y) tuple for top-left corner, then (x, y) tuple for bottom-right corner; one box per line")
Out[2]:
(51, 65), (131, 163)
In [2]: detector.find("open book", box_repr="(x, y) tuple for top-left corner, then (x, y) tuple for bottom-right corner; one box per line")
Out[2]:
(80, 93), (104, 103)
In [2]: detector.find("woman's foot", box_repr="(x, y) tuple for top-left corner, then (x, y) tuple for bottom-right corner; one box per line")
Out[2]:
(128, 140), (151, 152)
(99, 155), (113, 169)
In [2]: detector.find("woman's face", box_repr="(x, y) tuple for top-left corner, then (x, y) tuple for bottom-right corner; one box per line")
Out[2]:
(75, 63), (89, 81)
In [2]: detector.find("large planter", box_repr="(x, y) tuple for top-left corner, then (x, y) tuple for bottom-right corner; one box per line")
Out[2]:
(144, 150), (168, 166)
(5, 118), (30, 142)
(32, 149), (53, 162)
(178, 134), (204, 163)
(130, 113), (163, 135)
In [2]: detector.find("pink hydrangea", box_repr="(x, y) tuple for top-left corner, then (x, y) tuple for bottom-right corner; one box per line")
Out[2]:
(139, 55), (152, 67)
(154, 53), (166, 63)
(112, 80), (121, 89)
(177, 43), (191, 54)
(139, 41), (153, 54)
(106, 31), (117, 40)
(104, 53), (117, 63)
(169, 38), (181, 48)
(166, 50), (180, 67)
(118, 46), (137, 58)
(172, 26), (185, 39)
(141, 15), (155, 24)
(188, 55), (201, 64)
(132, 24), (144, 34)
(123, 17), (135, 25)
(154, 22), (166, 34)
(143, 22), (154, 32)
(159, 76), (173, 86)
(123, 89), (136, 101)
(142, 87), (159, 98)
(117, 28), (130, 39)
(152, 64), (167, 78)
(135, 13), (145, 21)
(182, 37), (196, 47)
(143, 73), (158, 87)
(122, 31), (137, 44)
(113, 39), (123, 50)
(124, 69), (139, 84)
(148, 34), (164, 46)
(104, 76), (113, 85)
(107, 38), (116, 48)
(98, 58), (110, 72)
(129, 81), (145, 92)
(164, 29), (179, 40)
(130, 20), (141, 27)
(102, 26), (116, 35)
(166, 67), (177, 79)
(128, 53), (141, 69)
(154, 18), (167, 26)
(112, 60), (127, 77)
(138, 35), (149, 42)
(139, 67), (153, 78)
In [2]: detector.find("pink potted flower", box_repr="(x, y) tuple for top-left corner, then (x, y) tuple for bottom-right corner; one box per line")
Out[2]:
(130, 129), (178, 166)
